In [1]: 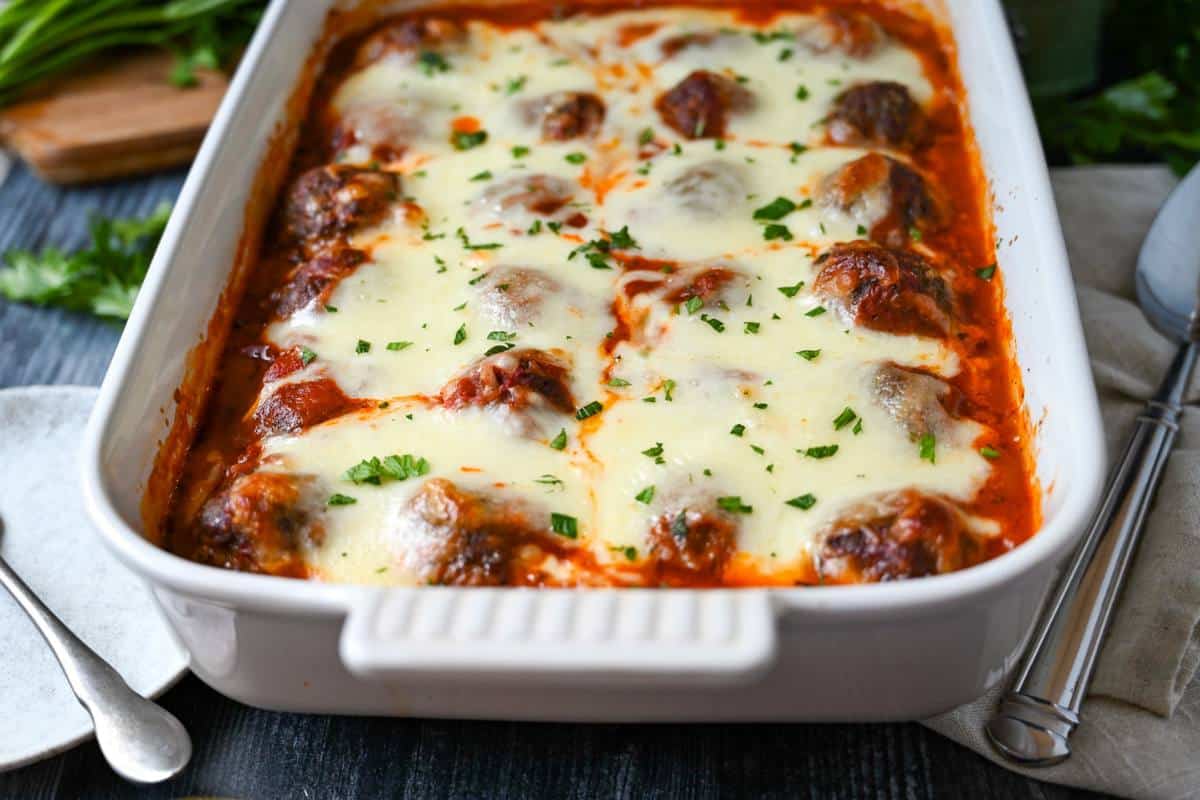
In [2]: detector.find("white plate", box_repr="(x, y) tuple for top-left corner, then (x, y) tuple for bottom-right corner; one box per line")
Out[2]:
(0, 386), (188, 771)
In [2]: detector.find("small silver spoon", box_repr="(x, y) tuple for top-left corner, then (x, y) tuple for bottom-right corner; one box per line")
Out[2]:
(0, 515), (191, 783)
(987, 163), (1200, 765)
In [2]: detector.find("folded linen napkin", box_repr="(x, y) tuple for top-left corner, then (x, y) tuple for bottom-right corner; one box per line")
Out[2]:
(925, 166), (1200, 800)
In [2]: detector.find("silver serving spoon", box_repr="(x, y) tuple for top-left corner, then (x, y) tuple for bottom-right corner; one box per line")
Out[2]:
(987, 163), (1200, 766)
(0, 515), (191, 783)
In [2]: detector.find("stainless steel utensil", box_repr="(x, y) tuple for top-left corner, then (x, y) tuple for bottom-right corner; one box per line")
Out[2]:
(0, 516), (191, 783)
(987, 163), (1200, 766)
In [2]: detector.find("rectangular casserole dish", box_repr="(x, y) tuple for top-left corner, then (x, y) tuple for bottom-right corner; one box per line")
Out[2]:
(81, 0), (1106, 720)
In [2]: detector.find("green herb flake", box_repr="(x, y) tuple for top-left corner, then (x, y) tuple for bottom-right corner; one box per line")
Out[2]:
(977, 264), (997, 280)
(763, 224), (794, 241)
(805, 306), (826, 317)
(451, 130), (488, 150)
(717, 496), (753, 514)
(453, 324), (467, 345)
(469, 170), (493, 181)
(355, 339), (371, 354)
(803, 444), (839, 459)
(919, 433), (937, 463)
(699, 313), (725, 332)
(684, 295), (704, 315)
(635, 486), (656, 504)
(753, 196), (797, 221)
(833, 407), (858, 430)
(795, 84), (810, 101)
(549, 429), (568, 450)
(777, 281), (805, 298)
(456, 227), (503, 251)
(730, 423), (746, 437)
(299, 346), (317, 366)
(504, 75), (527, 94)
(565, 152), (588, 164)
(386, 341), (413, 352)
(511, 145), (531, 159)
(576, 400), (604, 420)
(980, 445), (1001, 459)
(328, 493), (358, 506)
(786, 494), (817, 510)
(418, 51), (451, 76)
(744, 321), (761, 334)
(796, 349), (821, 361)
(638, 127), (655, 146)
(550, 512), (578, 539)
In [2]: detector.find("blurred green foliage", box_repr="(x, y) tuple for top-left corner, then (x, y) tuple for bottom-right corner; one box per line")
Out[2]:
(1037, 0), (1200, 173)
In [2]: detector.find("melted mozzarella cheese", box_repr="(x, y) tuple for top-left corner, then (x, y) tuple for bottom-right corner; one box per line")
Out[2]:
(258, 8), (996, 585)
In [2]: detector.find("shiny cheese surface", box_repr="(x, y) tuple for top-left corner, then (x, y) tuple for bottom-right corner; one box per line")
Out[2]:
(244, 6), (1001, 586)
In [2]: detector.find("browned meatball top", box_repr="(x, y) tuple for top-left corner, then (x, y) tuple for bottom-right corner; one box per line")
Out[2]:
(827, 81), (929, 150)
(813, 241), (954, 338)
(283, 165), (399, 244)
(655, 70), (754, 139)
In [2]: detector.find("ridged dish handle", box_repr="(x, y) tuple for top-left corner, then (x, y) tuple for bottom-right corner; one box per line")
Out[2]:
(339, 588), (777, 686)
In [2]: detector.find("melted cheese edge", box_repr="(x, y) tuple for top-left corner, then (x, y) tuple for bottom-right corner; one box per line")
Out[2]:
(258, 8), (995, 586)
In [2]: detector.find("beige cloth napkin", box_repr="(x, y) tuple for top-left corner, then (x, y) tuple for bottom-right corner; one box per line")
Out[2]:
(924, 166), (1200, 800)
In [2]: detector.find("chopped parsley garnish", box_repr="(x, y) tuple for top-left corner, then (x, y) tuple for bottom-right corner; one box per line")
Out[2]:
(418, 51), (451, 76)
(977, 264), (997, 280)
(980, 445), (1001, 459)
(328, 493), (357, 506)
(299, 346), (317, 366)
(684, 296), (704, 315)
(355, 339), (371, 354)
(638, 127), (655, 145)
(386, 341), (413, 351)
(803, 444), (839, 459)
(550, 512), (578, 539)
(456, 227), (503, 251)
(325, 305), (338, 312)
(511, 145), (531, 158)
(607, 377), (631, 387)
(469, 170), (493, 181)
(467, 270), (491, 286)
(779, 48), (793, 62)
(576, 400), (604, 420)
(565, 152), (587, 164)
(451, 130), (488, 150)
(805, 306), (826, 317)
(918, 433), (937, 463)
(717, 496), (753, 514)
(753, 196), (797, 221)
(487, 330), (517, 342)
(909, 226), (923, 241)
(752, 30), (794, 44)
(788, 141), (808, 163)
(856, 224), (868, 236)
(485, 343), (515, 356)
(527, 219), (543, 235)
(786, 494), (817, 510)
(534, 474), (565, 491)
(777, 280), (805, 298)
(750, 444), (765, 455)
(607, 225), (639, 250)
(796, 349), (821, 361)
(753, 402), (768, 410)
(853, 418), (863, 435)
(620, 546), (638, 562)
(641, 442), (665, 464)
(635, 486), (656, 504)
(453, 324), (467, 345)
(549, 429), (568, 450)
(699, 313), (725, 332)
(730, 423), (746, 437)
(763, 224), (793, 241)
(504, 75), (527, 94)
(744, 321), (760, 334)
(833, 407), (858, 430)
(671, 511), (689, 540)
(343, 453), (430, 486)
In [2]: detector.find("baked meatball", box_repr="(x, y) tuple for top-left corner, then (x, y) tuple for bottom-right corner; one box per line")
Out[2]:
(662, 160), (748, 218)
(283, 165), (399, 244)
(475, 267), (561, 328)
(354, 17), (466, 67)
(827, 82), (929, 150)
(818, 153), (946, 246)
(439, 348), (575, 425)
(523, 92), (606, 140)
(815, 490), (984, 582)
(655, 70), (754, 139)
(646, 501), (739, 583)
(254, 379), (360, 436)
(796, 10), (886, 58)
(472, 174), (579, 223)
(871, 363), (966, 441)
(195, 472), (322, 575)
(398, 478), (563, 586)
(812, 241), (953, 338)
(270, 247), (366, 318)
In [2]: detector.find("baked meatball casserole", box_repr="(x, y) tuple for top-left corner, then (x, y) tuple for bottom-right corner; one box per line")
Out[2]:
(159, 2), (1038, 588)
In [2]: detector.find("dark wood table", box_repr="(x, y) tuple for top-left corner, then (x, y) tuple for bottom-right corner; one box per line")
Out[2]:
(0, 162), (1105, 799)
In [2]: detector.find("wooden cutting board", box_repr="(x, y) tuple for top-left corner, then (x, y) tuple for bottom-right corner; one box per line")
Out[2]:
(0, 50), (228, 185)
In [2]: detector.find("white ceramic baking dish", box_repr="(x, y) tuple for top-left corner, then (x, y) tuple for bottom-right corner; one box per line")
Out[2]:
(81, 0), (1106, 720)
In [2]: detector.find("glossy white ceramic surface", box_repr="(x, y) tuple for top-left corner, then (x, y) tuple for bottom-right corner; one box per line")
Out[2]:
(81, 0), (1106, 720)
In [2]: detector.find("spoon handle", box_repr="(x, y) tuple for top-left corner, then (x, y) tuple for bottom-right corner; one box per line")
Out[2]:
(987, 340), (1198, 766)
(0, 552), (191, 783)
